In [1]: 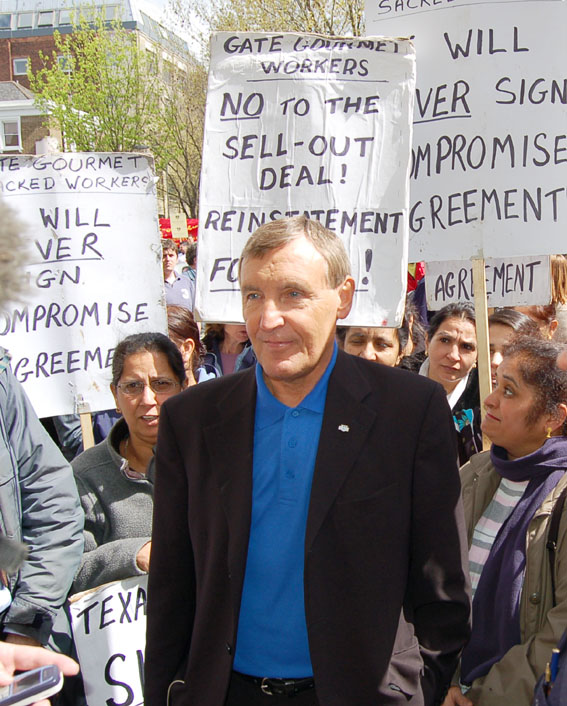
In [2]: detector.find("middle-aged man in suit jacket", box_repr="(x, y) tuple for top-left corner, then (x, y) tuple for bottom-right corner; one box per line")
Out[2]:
(145, 216), (471, 706)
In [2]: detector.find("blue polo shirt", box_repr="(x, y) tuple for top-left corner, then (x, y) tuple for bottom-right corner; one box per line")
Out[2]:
(233, 344), (338, 678)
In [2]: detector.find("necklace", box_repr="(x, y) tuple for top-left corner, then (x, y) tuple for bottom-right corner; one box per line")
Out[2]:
(122, 436), (145, 476)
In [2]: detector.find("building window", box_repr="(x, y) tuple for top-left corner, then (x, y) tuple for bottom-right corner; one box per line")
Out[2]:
(37, 11), (54, 27)
(162, 60), (174, 83)
(105, 5), (117, 20)
(57, 55), (73, 73)
(78, 7), (95, 22)
(59, 9), (74, 25)
(2, 121), (21, 151)
(12, 58), (29, 75)
(17, 13), (33, 29)
(146, 48), (157, 72)
(0, 14), (11, 29)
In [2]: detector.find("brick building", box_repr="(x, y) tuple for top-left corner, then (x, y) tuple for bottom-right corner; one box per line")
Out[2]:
(0, 0), (189, 89)
(0, 0), (190, 156)
(0, 80), (59, 153)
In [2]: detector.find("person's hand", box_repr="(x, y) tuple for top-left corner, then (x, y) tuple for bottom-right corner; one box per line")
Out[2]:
(442, 686), (474, 706)
(0, 641), (79, 706)
(136, 541), (151, 572)
(3, 634), (41, 647)
(558, 350), (567, 371)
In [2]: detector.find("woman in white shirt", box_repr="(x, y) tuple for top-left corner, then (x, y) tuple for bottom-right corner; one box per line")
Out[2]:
(420, 303), (480, 464)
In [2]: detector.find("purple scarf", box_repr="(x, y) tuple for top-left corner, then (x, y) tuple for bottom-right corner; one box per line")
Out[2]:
(461, 437), (567, 685)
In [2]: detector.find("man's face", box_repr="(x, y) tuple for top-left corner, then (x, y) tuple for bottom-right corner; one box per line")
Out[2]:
(162, 248), (177, 278)
(240, 235), (353, 400)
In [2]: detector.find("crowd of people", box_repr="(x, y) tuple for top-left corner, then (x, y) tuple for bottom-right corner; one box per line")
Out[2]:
(1, 204), (567, 706)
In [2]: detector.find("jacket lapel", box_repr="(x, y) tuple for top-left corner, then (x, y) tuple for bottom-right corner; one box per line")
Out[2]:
(305, 351), (376, 551)
(203, 369), (257, 605)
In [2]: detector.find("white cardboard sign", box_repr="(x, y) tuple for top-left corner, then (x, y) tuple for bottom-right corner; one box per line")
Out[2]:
(425, 255), (551, 309)
(196, 32), (416, 326)
(70, 576), (147, 706)
(0, 154), (167, 418)
(366, 0), (567, 261)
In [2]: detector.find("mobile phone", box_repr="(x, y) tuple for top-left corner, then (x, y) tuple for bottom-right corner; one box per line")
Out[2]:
(0, 665), (63, 706)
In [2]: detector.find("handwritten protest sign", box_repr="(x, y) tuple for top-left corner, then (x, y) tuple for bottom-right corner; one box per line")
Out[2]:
(196, 32), (416, 326)
(0, 154), (166, 418)
(366, 0), (567, 261)
(371, 0), (533, 14)
(70, 576), (147, 706)
(426, 255), (551, 309)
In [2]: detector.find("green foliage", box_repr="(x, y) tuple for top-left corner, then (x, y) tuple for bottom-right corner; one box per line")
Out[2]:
(28, 11), (205, 217)
(171, 0), (364, 54)
(28, 0), (364, 219)
(210, 0), (363, 36)
(157, 60), (207, 217)
(29, 13), (162, 153)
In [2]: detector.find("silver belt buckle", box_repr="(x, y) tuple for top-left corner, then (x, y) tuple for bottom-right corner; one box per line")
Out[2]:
(260, 678), (274, 696)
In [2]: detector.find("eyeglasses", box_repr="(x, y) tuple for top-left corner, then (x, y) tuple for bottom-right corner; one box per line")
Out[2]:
(116, 379), (180, 397)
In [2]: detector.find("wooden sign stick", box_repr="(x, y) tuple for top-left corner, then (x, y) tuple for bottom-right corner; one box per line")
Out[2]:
(76, 395), (95, 450)
(471, 257), (491, 452)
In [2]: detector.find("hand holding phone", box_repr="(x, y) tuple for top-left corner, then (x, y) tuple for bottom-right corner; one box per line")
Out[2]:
(0, 666), (63, 706)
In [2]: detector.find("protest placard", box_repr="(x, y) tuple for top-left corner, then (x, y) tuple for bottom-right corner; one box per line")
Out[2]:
(170, 212), (188, 240)
(196, 32), (416, 326)
(366, 0), (567, 261)
(0, 154), (166, 418)
(70, 575), (147, 706)
(426, 255), (551, 309)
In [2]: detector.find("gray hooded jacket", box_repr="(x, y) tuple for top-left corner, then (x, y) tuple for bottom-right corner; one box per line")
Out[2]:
(0, 348), (84, 644)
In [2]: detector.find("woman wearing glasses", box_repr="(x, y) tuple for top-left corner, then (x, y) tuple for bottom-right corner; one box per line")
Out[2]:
(72, 332), (186, 592)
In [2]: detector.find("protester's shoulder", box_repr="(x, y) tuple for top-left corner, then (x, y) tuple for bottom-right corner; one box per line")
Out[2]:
(0, 347), (10, 375)
(0, 348), (10, 397)
(72, 437), (115, 479)
(460, 449), (494, 482)
(165, 366), (255, 412)
(0, 349), (28, 411)
(338, 350), (442, 399)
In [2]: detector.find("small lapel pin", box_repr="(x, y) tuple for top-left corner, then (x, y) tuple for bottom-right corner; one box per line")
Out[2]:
(338, 424), (350, 433)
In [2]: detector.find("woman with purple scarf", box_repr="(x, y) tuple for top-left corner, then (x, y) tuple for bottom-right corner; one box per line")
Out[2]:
(443, 337), (567, 706)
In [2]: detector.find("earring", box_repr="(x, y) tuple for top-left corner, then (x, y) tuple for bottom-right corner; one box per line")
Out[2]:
(546, 427), (552, 439)
(116, 407), (121, 414)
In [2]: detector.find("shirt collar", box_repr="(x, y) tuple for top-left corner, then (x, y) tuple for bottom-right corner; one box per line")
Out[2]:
(419, 357), (470, 410)
(255, 343), (338, 428)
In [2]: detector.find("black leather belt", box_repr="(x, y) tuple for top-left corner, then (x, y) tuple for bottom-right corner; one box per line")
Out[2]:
(234, 671), (315, 697)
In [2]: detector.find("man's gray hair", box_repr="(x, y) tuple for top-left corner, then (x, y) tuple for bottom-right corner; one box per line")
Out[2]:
(239, 216), (351, 288)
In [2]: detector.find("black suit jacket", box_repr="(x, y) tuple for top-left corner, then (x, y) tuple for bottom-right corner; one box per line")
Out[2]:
(145, 350), (471, 706)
